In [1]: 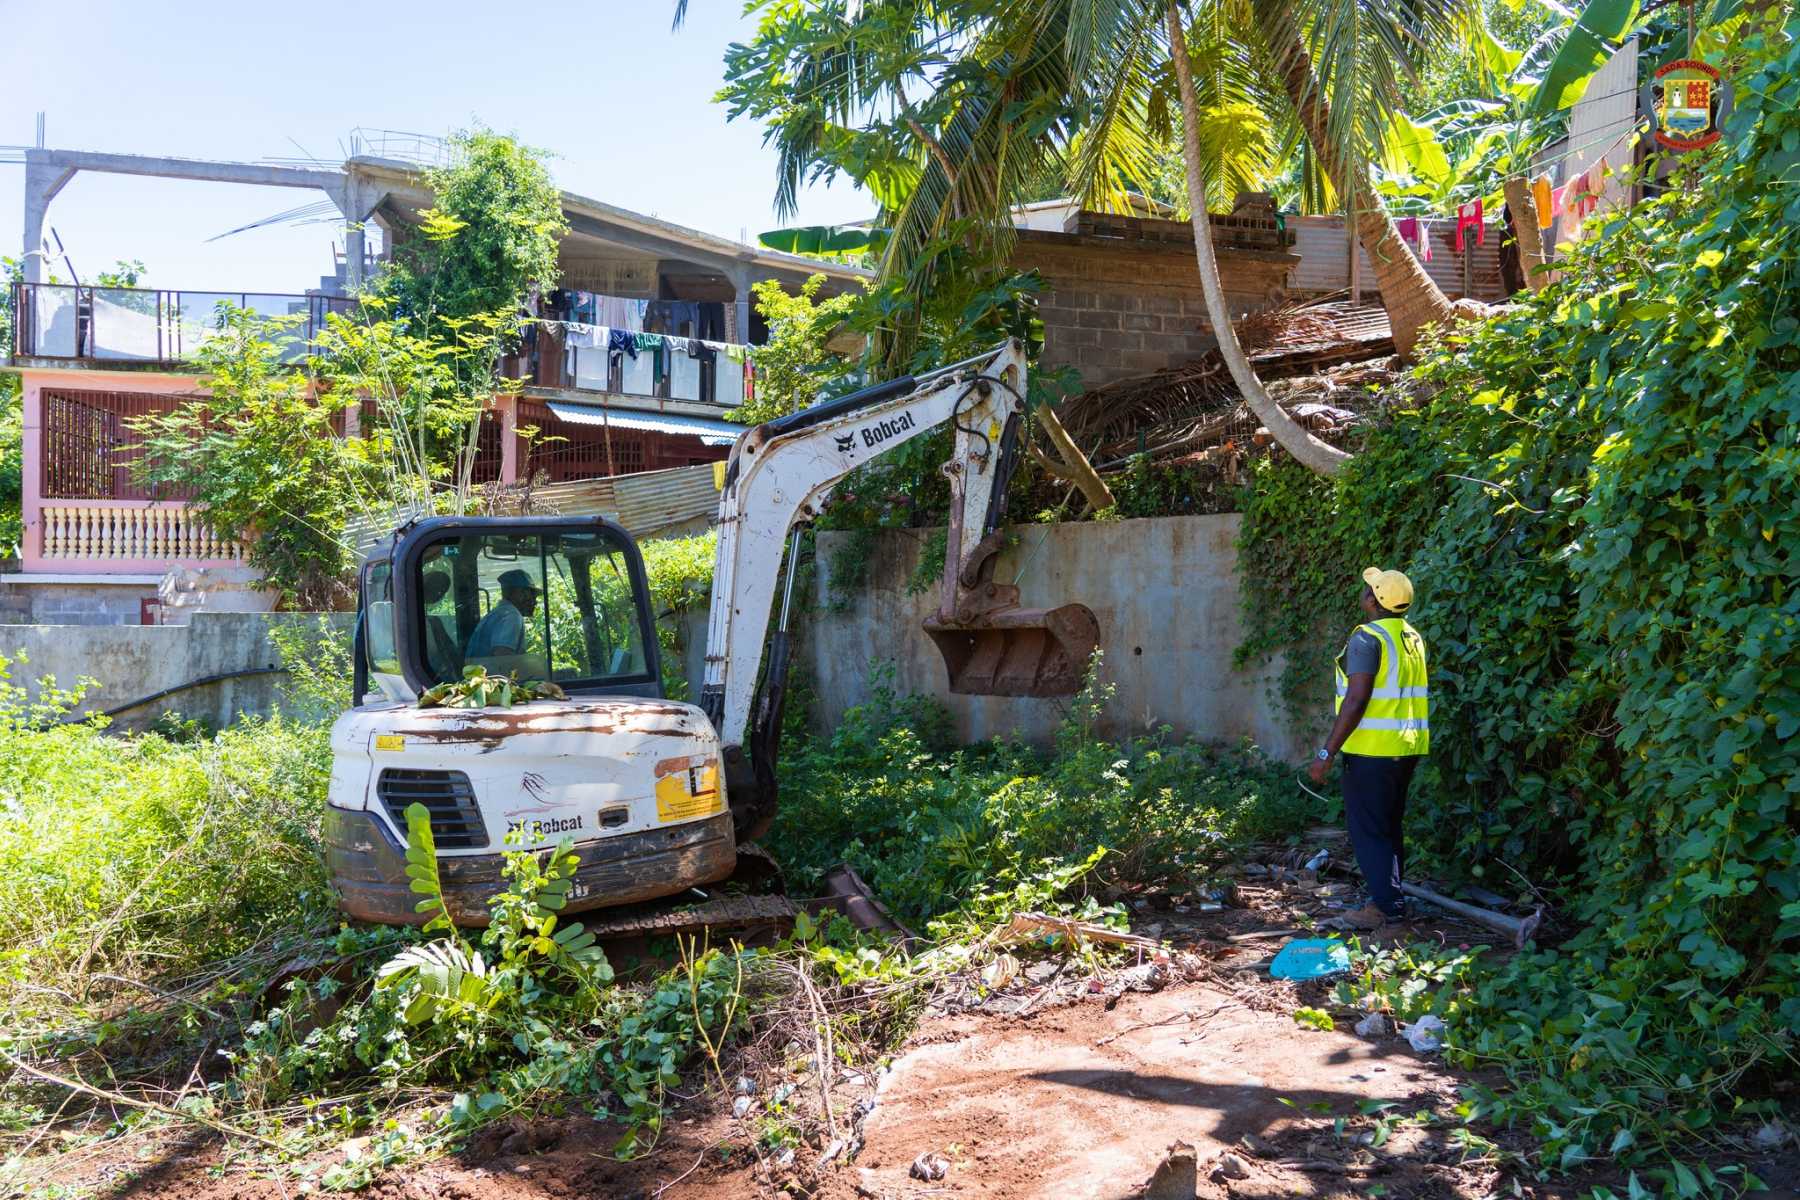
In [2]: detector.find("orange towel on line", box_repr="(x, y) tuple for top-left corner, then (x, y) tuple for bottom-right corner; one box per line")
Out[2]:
(1532, 176), (1553, 229)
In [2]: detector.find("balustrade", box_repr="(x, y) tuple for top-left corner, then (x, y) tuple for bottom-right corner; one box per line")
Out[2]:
(38, 505), (245, 563)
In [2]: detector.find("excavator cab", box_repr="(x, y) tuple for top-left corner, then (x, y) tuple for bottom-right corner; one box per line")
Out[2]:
(354, 517), (662, 706)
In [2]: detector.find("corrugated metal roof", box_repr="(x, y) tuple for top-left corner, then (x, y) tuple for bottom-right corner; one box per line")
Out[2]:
(344, 463), (723, 558)
(545, 402), (743, 446)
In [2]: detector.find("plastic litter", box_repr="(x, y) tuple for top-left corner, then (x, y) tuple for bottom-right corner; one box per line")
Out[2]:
(732, 1095), (753, 1119)
(1268, 937), (1351, 980)
(1354, 1011), (1387, 1038)
(1402, 1013), (1446, 1052)
(910, 1152), (950, 1181)
(1304, 849), (1331, 871)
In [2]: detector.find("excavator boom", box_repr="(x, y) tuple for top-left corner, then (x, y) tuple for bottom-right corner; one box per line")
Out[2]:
(701, 340), (1099, 840)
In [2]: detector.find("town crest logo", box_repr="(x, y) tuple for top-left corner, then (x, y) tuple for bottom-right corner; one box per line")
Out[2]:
(1654, 59), (1722, 151)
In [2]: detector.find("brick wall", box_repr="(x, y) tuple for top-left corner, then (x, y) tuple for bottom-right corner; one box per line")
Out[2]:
(1013, 226), (1298, 389)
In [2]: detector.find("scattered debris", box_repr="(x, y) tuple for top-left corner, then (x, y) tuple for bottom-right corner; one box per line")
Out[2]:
(981, 952), (1021, 991)
(1354, 1011), (1388, 1038)
(1402, 1014), (1447, 1053)
(1140, 1141), (1197, 1199)
(1304, 848), (1331, 871)
(1211, 1150), (1251, 1182)
(994, 912), (1161, 950)
(909, 1151), (950, 1181)
(1268, 938), (1351, 980)
(731, 1095), (753, 1119)
(1400, 881), (1543, 947)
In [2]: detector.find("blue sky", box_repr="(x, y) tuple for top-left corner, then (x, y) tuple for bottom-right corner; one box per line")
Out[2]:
(1, 0), (871, 293)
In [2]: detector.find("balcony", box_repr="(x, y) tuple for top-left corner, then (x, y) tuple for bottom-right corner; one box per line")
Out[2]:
(7, 284), (751, 579)
(11, 281), (753, 410)
(9, 281), (356, 366)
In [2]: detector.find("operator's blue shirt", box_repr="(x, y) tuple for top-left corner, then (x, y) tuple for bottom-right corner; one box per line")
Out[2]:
(465, 599), (525, 657)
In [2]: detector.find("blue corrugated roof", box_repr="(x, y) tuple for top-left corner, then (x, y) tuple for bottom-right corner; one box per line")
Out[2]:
(545, 402), (743, 446)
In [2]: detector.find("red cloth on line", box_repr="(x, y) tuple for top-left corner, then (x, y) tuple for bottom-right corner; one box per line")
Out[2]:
(1454, 199), (1485, 252)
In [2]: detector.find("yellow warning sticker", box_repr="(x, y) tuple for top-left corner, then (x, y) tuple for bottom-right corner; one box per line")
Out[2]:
(374, 734), (405, 752)
(655, 762), (721, 822)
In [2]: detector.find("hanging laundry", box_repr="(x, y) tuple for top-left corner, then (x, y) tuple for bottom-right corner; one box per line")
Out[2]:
(697, 302), (727, 342)
(645, 300), (702, 337)
(1453, 199), (1484, 253)
(597, 296), (639, 333)
(563, 291), (600, 326)
(665, 337), (703, 401)
(608, 328), (638, 360)
(565, 323), (610, 391)
(619, 344), (657, 395)
(1394, 217), (1432, 263)
(708, 341), (744, 406)
(1531, 176), (1554, 230)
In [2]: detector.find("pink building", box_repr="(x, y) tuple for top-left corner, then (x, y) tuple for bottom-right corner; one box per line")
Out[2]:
(4, 141), (863, 624)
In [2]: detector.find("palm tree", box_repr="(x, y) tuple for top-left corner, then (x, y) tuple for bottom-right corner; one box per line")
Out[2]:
(1159, 2), (1351, 474)
(698, 0), (1467, 472)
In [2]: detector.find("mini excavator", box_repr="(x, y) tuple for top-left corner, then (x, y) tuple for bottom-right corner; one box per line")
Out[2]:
(324, 340), (1099, 934)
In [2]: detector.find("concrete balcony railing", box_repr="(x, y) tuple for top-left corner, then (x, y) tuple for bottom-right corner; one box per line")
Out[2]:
(35, 501), (245, 568)
(9, 281), (354, 366)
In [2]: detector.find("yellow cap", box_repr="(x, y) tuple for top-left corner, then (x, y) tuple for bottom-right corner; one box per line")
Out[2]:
(1362, 566), (1414, 612)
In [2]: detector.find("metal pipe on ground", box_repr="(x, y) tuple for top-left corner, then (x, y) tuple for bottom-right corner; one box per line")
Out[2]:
(1400, 881), (1542, 948)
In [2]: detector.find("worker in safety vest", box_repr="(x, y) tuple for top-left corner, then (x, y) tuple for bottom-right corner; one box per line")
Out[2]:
(1307, 567), (1429, 930)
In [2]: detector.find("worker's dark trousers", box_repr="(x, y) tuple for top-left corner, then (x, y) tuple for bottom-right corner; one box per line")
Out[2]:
(1341, 753), (1421, 918)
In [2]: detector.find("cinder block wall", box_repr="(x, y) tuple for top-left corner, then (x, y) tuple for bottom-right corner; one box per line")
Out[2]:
(808, 514), (1308, 761)
(1014, 228), (1298, 389)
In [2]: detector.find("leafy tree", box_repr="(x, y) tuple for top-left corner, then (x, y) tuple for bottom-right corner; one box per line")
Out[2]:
(372, 128), (567, 341)
(731, 275), (862, 424)
(131, 309), (366, 609)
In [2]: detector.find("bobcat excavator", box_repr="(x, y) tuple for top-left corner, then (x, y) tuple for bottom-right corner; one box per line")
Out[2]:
(324, 340), (1100, 934)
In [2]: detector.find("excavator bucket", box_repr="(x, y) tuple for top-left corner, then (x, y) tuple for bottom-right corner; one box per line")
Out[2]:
(924, 599), (1101, 696)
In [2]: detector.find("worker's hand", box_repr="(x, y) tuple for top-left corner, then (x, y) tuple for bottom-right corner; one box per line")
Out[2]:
(1307, 756), (1330, 786)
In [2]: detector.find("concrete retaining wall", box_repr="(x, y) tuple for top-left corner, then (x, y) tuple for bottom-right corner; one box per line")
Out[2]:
(807, 514), (1305, 761)
(0, 611), (353, 733)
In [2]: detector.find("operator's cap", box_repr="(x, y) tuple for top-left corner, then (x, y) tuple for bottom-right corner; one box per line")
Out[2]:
(497, 569), (539, 591)
(1362, 566), (1414, 612)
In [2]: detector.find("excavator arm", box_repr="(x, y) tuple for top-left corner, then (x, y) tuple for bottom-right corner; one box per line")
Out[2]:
(700, 339), (1099, 840)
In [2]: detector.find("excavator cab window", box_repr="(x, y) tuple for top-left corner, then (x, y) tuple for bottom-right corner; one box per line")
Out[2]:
(407, 524), (655, 693)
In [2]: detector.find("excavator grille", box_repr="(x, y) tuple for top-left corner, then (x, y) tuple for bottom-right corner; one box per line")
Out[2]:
(378, 769), (489, 849)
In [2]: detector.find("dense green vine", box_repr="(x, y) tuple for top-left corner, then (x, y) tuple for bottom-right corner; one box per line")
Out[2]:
(1236, 16), (1799, 1178)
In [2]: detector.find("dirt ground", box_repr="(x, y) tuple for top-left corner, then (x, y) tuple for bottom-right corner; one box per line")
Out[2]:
(21, 842), (1800, 1200)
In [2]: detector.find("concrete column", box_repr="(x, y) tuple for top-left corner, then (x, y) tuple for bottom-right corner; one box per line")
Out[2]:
(20, 380), (44, 570)
(20, 157), (76, 284)
(729, 262), (755, 344)
(497, 395), (520, 485)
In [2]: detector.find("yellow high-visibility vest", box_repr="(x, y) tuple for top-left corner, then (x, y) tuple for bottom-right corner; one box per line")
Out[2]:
(1334, 617), (1430, 756)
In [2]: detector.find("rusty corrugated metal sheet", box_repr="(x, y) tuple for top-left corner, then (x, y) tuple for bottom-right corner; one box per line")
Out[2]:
(347, 463), (722, 556)
(1290, 215), (1509, 302)
(528, 463), (723, 538)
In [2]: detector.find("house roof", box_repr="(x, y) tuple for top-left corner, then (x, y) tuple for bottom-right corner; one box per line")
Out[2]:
(544, 400), (743, 446)
(347, 157), (869, 283)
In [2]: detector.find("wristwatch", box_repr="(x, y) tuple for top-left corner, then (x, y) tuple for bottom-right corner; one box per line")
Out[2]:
(1314, 747), (1332, 762)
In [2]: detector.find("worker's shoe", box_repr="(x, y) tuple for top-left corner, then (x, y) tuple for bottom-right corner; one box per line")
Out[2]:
(1327, 903), (1393, 931)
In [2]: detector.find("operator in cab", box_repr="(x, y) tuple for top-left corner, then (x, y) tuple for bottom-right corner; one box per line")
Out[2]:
(1307, 567), (1430, 931)
(465, 569), (540, 661)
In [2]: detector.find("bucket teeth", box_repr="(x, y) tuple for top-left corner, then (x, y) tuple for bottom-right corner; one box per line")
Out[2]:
(924, 602), (1100, 697)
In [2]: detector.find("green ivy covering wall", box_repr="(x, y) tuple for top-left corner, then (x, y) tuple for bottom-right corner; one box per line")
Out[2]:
(1235, 16), (1799, 1175)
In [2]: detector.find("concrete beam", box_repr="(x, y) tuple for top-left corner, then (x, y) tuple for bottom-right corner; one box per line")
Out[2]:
(24, 148), (345, 196)
(19, 148), (350, 284)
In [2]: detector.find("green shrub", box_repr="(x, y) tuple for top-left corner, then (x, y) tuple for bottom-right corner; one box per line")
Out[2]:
(1233, 18), (1800, 1174)
(766, 669), (1322, 927)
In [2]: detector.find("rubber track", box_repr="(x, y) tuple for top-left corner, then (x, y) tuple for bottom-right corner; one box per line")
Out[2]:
(582, 893), (797, 939)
